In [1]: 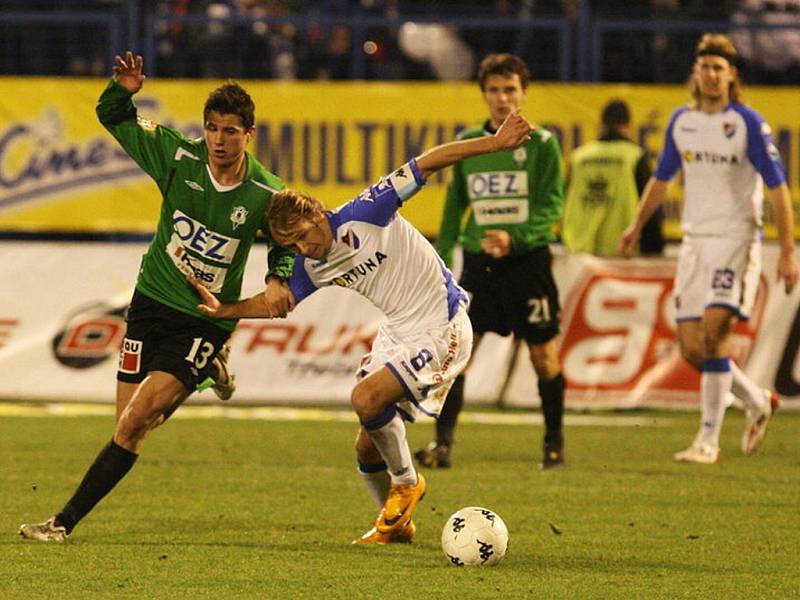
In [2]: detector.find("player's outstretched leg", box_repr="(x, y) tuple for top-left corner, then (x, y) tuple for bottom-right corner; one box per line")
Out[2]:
(18, 438), (138, 541)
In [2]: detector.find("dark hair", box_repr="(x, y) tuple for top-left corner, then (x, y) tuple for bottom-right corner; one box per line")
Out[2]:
(477, 53), (531, 91)
(601, 99), (631, 128)
(203, 81), (255, 130)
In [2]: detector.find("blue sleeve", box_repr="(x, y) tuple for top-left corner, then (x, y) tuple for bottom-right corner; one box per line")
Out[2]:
(654, 108), (684, 181)
(334, 159), (427, 227)
(287, 259), (317, 304)
(738, 105), (786, 188)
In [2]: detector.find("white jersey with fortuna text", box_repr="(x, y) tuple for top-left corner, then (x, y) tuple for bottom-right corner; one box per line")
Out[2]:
(655, 102), (786, 240)
(288, 159), (467, 338)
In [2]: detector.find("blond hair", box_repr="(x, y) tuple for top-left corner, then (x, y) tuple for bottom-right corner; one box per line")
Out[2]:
(690, 33), (742, 107)
(266, 189), (325, 239)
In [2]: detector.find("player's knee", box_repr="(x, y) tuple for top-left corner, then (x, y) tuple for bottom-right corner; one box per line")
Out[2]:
(114, 412), (152, 448)
(702, 335), (726, 360)
(351, 384), (380, 421)
(680, 346), (703, 370)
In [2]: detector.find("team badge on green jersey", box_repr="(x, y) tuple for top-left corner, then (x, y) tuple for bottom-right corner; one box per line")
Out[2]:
(230, 206), (248, 230)
(513, 147), (527, 165)
(136, 116), (157, 132)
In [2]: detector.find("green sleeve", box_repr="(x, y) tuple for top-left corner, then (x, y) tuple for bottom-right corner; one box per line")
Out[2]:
(266, 242), (296, 281)
(435, 162), (469, 268)
(96, 79), (183, 188)
(511, 135), (564, 249)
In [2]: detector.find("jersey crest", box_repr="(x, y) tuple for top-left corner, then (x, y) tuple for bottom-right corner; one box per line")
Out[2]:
(341, 229), (361, 249)
(723, 122), (736, 138)
(230, 206), (248, 230)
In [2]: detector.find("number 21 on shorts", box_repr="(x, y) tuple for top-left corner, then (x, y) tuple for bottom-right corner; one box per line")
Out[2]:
(527, 296), (551, 324)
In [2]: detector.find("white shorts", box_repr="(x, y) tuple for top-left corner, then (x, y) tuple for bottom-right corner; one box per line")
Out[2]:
(674, 235), (761, 321)
(356, 308), (473, 422)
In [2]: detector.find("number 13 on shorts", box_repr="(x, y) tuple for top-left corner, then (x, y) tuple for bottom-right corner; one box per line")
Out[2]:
(185, 337), (216, 369)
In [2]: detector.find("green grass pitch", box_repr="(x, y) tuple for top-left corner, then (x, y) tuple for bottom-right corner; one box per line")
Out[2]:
(1, 408), (798, 599)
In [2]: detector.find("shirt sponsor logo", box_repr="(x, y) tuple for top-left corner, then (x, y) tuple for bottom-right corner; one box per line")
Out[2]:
(171, 209), (240, 264)
(682, 150), (740, 165)
(330, 251), (388, 287)
(118, 337), (142, 374)
(468, 170), (528, 200)
(472, 199), (529, 226)
(166, 235), (229, 292)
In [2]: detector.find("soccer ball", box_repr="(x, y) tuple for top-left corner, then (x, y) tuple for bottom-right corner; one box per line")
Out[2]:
(441, 506), (509, 567)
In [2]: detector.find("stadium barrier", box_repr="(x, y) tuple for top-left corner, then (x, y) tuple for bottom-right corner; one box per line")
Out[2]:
(1, 79), (799, 240)
(1, 241), (798, 410)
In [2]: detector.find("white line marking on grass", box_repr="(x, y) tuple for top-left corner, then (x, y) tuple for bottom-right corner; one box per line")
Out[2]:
(0, 402), (666, 426)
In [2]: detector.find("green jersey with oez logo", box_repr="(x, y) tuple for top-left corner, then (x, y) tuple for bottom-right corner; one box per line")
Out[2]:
(436, 121), (564, 267)
(96, 80), (293, 331)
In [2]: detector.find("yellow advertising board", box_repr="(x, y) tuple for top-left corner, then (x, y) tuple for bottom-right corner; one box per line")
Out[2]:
(0, 78), (798, 238)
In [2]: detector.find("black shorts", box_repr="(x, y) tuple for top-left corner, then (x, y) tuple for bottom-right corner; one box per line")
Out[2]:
(117, 290), (231, 391)
(460, 247), (561, 344)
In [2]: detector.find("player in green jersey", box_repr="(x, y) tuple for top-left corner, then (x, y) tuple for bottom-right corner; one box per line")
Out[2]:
(415, 53), (567, 470)
(18, 52), (294, 542)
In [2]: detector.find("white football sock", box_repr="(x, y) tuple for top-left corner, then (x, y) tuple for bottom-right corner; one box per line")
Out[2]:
(366, 413), (417, 486)
(358, 464), (390, 509)
(698, 363), (733, 449)
(729, 361), (765, 412)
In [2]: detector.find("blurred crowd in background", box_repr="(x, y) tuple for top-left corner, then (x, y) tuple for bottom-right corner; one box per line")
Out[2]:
(2, 0), (800, 84)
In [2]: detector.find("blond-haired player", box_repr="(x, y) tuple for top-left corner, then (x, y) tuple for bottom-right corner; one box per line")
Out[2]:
(192, 111), (533, 542)
(621, 34), (798, 463)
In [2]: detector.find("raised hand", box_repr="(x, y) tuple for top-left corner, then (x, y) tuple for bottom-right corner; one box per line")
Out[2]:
(493, 109), (533, 151)
(112, 51), (145, 94)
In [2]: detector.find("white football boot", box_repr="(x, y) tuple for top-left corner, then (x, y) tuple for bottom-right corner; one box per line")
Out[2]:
(673, 442), (720, 464)
(18, 517), (68, 542)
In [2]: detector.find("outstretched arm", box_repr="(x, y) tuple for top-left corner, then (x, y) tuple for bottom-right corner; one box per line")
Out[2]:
(414, 110), (532, 180)
(189, 276), (296, 319)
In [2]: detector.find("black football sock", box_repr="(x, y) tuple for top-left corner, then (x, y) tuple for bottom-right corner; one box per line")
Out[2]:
(539, 373), (565, 447)
(436, 374), (465, 448)
(55, 439), (138, 534)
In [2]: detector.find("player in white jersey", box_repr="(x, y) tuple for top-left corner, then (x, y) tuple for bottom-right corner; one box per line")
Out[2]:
(620, 34), (798, 464)
(191, 110), (534, 542)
